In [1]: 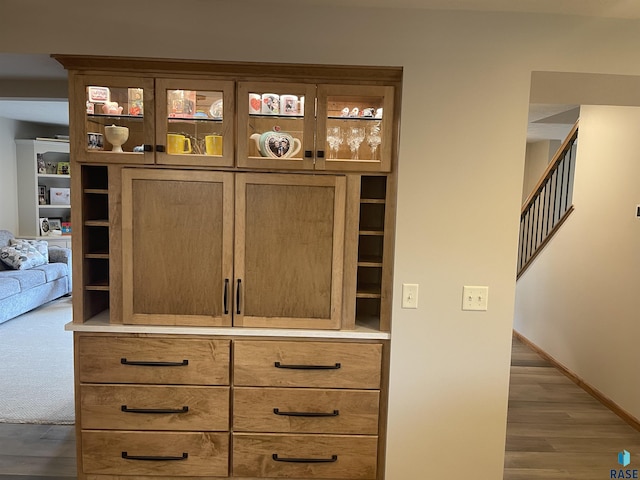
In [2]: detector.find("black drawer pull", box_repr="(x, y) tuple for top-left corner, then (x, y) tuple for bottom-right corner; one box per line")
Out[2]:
(274, 361), (341, 370)
(122, 451), (188, 461)
(272, 453), (337, 463)
(273, 408), (339, 417)
(120, 358), (189, 367)
(121, 405), (189, 414)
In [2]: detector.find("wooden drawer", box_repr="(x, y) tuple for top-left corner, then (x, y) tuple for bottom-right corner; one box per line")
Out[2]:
(82, 431), (229, 477)
(233, 387), (379, 435)
(233, 341), (382, 389)
(80, 385), (229, 431)
(233, 433), (377, 479)
(78, 336), (230, 385)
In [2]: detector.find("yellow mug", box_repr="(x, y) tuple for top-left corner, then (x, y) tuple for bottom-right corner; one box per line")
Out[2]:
(167, 134), (192, 154)
(205, 135), (223, 156)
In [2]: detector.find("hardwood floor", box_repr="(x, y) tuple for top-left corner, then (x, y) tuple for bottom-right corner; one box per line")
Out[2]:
(1, 334), (639, 478)
(0, 423), (75, 478)
(504, 335), (640, 479)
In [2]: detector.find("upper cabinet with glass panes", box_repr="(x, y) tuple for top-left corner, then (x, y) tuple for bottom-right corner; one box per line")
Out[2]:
(73, 75), (234, 167)
(238, 82), (394, 172)
(68, 60), (395, 173)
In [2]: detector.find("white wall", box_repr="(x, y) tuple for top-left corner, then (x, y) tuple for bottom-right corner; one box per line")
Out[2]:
(4, 3), (640, 478)
(515, 105), (640, 420)
(0, 118), (63, 232)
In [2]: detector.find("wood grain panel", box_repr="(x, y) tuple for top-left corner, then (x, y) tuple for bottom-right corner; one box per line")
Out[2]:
(233, 387), (379, 434)
(80, 385), (229, 431)
(121, 169), (234, 326)
(78, 336), (230, 385)
(232, 433), (377, 479)
(233, 340), (382, 389)
(234, 173), (345, 330)
(81, 431), (228, 476)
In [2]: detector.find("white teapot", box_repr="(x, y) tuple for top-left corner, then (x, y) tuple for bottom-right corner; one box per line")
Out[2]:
(250, 129), (301, 159)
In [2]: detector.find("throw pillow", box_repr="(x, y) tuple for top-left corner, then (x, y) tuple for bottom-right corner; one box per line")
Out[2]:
(10, 238), (49, 263)
(0, 243), (47, 270)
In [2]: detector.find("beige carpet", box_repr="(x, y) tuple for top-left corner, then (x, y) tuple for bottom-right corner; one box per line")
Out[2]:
(0, 296), (74, 424)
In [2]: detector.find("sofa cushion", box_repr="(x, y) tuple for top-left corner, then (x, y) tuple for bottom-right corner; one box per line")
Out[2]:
(0, 230), (14, 271)
(0, 243), (47, 270)
(34, 262), (68, 283)
(0, 276), (21, 300)
(1, 269), (47, 290)
(10, 238), (49, 263)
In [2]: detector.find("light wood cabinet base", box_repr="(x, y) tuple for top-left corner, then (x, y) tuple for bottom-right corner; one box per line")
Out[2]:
(232, 433), (378, 479)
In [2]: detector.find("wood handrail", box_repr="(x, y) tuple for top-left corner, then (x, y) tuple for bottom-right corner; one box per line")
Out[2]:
(521, 121), (579, 214)
(517, 121), (578, 277)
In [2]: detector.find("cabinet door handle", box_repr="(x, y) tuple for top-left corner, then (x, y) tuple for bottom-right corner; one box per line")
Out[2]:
(272, 453), (337, 463)
(142, 144), (153, 152)
(273, 408), (339, 417)
(120, 358), (189, 367)
(121, 405), (189, 414)
(274, 361), (341, 370)
(304, 150), (313, 158)
(224, 278), (229, 315)
(156, 145), (166, 152)
(236, 278), (242, 315)
(316, 150), (325, 158)
(122, 452), (188, 461)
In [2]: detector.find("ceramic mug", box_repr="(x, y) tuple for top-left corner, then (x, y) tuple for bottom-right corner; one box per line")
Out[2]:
(205, 135), (223, 156)
(87, 132), (104, 150)
(249, 93), (262, 114)
(167, 134), (192, 154)
(261, 93), (280, 114)
(280, 94), (300, 115)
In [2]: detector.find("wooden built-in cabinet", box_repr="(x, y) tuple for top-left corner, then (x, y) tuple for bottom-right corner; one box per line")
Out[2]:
(57, 55), (400, 480)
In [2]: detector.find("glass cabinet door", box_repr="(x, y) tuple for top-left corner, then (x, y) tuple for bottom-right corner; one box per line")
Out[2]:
(237, 82), (316, 170)
(317, 84), (394, 172)
(75, 75), (154, 164)
(156, 79), (235, 167)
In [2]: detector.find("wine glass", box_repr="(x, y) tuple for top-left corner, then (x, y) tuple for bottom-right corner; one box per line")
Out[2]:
(326, 126), (343, 159)
(366, 124), (382, 160)
(346, 126), (365, 160)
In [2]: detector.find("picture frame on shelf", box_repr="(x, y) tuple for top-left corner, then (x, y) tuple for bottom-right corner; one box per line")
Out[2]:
(39, 217), (50, 236)
(48, 218), (62, 232)
(50, 187), (70, 205)
(38, 185), (47, 205)
(57, 161), (70, 175)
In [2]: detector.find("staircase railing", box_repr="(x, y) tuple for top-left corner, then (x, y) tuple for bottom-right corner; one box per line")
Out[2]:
(517, 122), (578, 278)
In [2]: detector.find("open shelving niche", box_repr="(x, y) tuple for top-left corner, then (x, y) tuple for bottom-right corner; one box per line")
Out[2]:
(78, 164), (110, 322)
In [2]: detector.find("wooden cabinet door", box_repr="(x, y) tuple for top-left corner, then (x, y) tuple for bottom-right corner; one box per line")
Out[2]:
(316, 84), (394, 172)
(234, 173), (346, 329)
(121, 168), (234, 326)
(73, 74), (155, 165)
(155, 78), (235, 167)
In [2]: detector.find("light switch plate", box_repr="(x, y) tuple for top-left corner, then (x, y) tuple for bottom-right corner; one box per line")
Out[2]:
(462, 286), (488, 311)
(402, 283), (419, 309)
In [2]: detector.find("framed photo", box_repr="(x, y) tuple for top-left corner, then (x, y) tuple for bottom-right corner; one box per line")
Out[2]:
(39, 217), (51, 236)
(48, 218), (62, 232)
(50, 187), (70, 205)
(57, 161), (70, 175)
(38, 185), (47, 205)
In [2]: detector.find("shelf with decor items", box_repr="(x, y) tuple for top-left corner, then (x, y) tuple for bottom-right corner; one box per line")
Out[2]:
(15, 139), (72, 248)
(57, 55), (400, 480)
(237, 82), (394, 172)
